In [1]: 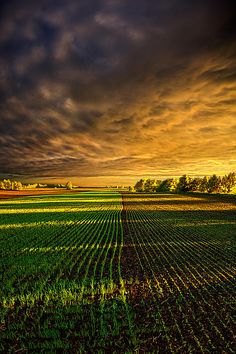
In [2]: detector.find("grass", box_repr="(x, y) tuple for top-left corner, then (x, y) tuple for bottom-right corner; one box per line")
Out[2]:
(0, 191), (235, 352)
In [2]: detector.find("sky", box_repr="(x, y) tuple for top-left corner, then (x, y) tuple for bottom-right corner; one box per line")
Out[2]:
(0, 0), (236, 186)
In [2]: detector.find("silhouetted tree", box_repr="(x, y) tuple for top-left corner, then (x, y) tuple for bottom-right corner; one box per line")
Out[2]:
(199, 176), (209, 192)
(156, 178), (178, 192)
(128, 186), (135, 192)
(177, 175), (192, 192)
(207, 174), (221, 193)
(66, 181), (73, 190)
(144, 179), (158, 192)
(0, 181), (5, 190)
(0, 179), (23, 190)
(134, 179), (146, 192)
(3, 179), (11, 190)
(12, 181), (23, 190)
(221, 172), (236, 193)
(190, 178), (202, 191)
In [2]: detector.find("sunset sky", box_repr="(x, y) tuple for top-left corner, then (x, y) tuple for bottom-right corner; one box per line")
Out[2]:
(0, 0), (235, 186)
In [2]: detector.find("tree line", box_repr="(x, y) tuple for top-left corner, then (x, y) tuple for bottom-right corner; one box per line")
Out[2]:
(0, 179), (23, 190)
(0, 179), (74, 190)
(130, 172), (236, 194)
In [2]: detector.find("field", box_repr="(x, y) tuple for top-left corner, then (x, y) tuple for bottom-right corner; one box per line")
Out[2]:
(0, 191), (235, 352)
(0, 188), (90, 199)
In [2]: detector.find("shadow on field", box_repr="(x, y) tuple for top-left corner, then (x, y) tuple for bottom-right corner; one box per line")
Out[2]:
(1, 271), (235, 353)
(122, 208), (236, 225)
(1, 192), (235, 353)
(121, 192), (236, 287)
(124, 192), (236, 205)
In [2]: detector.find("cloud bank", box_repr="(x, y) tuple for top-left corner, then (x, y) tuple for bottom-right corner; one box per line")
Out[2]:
(0, 0), (235, 184)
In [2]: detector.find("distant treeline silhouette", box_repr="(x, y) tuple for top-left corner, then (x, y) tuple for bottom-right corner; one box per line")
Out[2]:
(0, 179), (23, 190)
(0, 179), (70, 190)
(130, 172), (236, 194)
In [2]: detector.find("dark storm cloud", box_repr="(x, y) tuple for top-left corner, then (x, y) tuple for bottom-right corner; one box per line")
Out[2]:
(0, 0), (236, 184)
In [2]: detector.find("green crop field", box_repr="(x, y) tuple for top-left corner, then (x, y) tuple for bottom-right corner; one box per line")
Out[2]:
(0, 191), (235, 352)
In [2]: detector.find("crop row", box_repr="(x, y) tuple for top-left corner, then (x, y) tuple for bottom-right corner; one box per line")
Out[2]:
(1, 191), (235, 352)
(0, 192), (137, 352)
(121, 193), (236, 353)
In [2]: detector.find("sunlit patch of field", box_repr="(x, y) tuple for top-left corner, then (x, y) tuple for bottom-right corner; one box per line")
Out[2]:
(0, 191), (235, 352)
(0, 191), (128, 352)
(0, 188), (92, 199)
